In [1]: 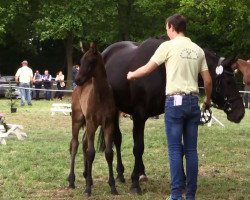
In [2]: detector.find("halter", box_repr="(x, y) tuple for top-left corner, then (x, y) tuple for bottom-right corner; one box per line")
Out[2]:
(212, 57), (241, 114)
(200, 106), (212, 125)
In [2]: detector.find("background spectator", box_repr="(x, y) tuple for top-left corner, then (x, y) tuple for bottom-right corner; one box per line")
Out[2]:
(15, 60), (33, 106)
(54, 70), (65, 100)
(72, 65), (79, 89)
(33, 70), (42, 100)
(42, 70), (52, 100)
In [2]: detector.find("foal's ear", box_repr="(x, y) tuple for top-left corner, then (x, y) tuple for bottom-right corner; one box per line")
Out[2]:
(90, 42), (97, 54)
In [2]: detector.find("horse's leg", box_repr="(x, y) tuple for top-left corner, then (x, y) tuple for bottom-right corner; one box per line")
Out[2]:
(130, 112), (146, 194)
(84, 123), (97, 197)
(113, 111), (125, 183)
(68, 114), (83, 189)
(103, 123), (118, 195)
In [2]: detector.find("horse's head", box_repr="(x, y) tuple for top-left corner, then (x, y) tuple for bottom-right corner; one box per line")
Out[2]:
(205, 50), (245, 123)
(75, 43), (104, 86)
(233, 59), (250, 85)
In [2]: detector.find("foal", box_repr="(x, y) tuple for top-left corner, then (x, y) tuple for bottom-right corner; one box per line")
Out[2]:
(67, 43), (118, 196)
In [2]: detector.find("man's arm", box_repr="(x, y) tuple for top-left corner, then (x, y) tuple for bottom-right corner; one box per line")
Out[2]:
(15, 76), (19, 83)
(200, 70), (212, 107)
(127, 60), (158, 80)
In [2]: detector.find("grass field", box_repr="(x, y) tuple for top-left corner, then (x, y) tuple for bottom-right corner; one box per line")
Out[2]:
(0, 98), (249, 200)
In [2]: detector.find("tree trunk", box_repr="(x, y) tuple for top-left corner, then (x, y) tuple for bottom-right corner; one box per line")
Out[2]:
(64, 35), (73, 89)
(118, 0), (133, 40)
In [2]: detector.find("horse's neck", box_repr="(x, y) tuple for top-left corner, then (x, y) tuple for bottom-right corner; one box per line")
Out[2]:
(237, 59), (250, 85)
(205, 53), (218, 78)
(92, 67), (111, 98)
(236, 59), (247, 72)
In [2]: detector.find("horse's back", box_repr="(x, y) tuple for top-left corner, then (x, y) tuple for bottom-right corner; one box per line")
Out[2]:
(103, 38), (166, 116)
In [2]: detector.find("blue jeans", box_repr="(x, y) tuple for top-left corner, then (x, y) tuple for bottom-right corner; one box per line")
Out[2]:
(165, 95), (200, 200)
(19, 82), (32, 106)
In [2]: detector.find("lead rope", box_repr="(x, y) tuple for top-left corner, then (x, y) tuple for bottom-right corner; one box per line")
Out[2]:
(200, 57), (226, 125)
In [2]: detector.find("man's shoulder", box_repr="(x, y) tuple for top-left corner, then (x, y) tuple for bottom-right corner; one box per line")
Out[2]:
(187, 40), (204, 54)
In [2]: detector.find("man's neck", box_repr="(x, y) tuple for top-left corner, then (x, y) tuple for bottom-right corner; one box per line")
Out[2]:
(171, 32), (185, 39)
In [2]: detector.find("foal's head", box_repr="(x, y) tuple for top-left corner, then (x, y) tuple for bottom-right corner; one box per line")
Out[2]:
(75, 43), (104, 86)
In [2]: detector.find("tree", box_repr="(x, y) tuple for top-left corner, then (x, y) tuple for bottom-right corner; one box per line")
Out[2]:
(178, 0), (250, 57)
(0, 0), (41, 73)
(128, 0), (178, 41)
(34, 0), (118, 87)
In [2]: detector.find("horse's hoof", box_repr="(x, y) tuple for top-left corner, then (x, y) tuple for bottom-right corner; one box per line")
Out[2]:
(130, 186), (142, 195)
(139, 174), (148, 182)
(116, 176), (125, 183)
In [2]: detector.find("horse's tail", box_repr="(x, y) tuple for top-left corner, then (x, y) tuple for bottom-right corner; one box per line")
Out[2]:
(97, 128), (106, 152)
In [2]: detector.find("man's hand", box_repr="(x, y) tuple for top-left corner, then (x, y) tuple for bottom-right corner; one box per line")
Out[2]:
(202, 97), (211, 110)
(127, 71), (135, 80)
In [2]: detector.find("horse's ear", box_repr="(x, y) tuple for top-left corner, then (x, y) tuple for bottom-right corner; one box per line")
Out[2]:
(224, 56), (238, 68)
(90, 42), (97, 54)
(231, 56), (238, 65)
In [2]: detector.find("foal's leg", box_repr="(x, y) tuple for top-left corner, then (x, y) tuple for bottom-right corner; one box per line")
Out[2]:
(130, 112), (147, 194)
(84, 123), (97, 197)
(113, 111), (125, 183)
(82, 130), (88, 180)
(103, 123), (118, 195)
(68, 114), (83, 189)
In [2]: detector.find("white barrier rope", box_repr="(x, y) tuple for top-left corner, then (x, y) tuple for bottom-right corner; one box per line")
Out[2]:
(0, 85), (248, 94)
(0, 85), (73, 93)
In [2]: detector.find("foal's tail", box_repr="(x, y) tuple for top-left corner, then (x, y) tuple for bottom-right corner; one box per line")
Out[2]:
(97, 128), (106, 152)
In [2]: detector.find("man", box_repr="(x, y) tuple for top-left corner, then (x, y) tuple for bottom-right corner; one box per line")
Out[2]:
(42, 70), (52, 100)
(33, 70), (42, 100)
(15, 60), (33, 106)
(127, 14), (212, 200)
(72, 65), (79, 89)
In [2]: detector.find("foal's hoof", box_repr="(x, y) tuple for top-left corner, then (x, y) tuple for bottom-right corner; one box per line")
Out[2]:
(111, 188), (119, 195)
(84, 188), (91, 197)
(68, 183), (76, 189)
(116, 175), (125, 183)
(130, 186), (142, 195)
(139, 174), (148, 182)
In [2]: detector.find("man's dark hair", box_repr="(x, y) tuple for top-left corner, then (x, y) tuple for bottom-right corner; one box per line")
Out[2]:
(166, 14), (187, 34)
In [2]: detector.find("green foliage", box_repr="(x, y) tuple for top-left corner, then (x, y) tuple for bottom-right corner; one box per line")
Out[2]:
(0, 0), (249, 75)
(35, 1), (83, 40)
(179, 0), (250, 57)
(129, 0), (177, 41)
(34, 0), (118, 46)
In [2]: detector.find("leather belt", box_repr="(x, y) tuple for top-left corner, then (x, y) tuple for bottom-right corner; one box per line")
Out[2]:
(166, 92), (198, 97)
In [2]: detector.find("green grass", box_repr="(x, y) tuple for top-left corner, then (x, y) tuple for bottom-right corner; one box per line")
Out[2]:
(0, 98), (249, 200)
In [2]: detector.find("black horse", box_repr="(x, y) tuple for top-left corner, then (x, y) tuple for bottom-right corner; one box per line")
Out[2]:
(102, 37), (245, 194)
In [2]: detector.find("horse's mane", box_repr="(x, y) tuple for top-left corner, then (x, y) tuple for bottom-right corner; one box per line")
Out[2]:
(203, 48), (219, 58)
(102, 41), (137, 63)
(137, 36), (167, 50)
(151, 35), (169, 40)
